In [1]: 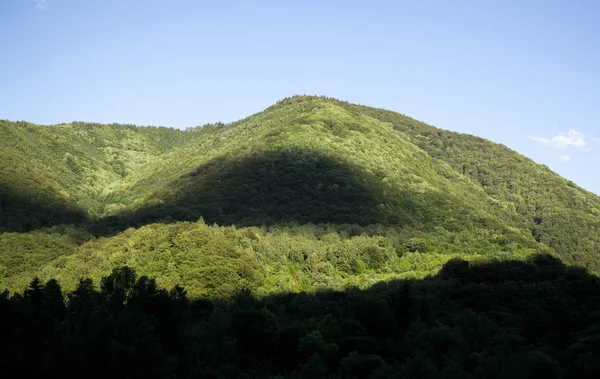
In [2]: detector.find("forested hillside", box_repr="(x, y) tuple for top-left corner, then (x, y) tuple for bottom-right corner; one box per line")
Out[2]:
(3, 95), (600, 377)
(332, 99), (600, 268)
(1, 95), (599, 296)
(3, 255), (600, 378)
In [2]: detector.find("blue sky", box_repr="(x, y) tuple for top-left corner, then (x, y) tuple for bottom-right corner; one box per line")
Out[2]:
(1, 0), (599, 194)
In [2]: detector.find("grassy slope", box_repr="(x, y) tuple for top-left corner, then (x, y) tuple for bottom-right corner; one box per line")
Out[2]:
(1, 96), (598, 294)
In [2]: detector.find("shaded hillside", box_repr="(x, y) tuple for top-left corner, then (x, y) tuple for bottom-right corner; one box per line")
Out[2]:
(0, 165), (86, 233)
(2, 255), (600, 378)
(0, 119), (202, 229)
(1, 95), (599, 293)
(108, 96), (599, 268)
(102, 149), (388, 229)
(100, 97), (535, 240)
(100, 146), (502, 235)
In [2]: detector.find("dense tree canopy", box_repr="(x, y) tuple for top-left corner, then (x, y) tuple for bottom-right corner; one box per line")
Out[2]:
(2, 256), (600, 378)
(1, 96), (600, 376)
(2, 96), (598, 294)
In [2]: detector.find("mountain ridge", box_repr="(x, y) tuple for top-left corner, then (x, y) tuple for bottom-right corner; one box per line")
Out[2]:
(1, 95), (599, 294)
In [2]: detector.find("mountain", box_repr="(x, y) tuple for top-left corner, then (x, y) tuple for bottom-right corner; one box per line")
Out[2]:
(1, 95), (599, 296)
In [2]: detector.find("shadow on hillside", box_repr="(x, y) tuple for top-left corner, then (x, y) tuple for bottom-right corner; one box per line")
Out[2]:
(3, 254), (600, 377)
(90, 150), (437, 236)
(0, 186), (87, 233)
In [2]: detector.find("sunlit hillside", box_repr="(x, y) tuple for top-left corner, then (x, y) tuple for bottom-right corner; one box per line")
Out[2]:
(2, 96), (599, 296)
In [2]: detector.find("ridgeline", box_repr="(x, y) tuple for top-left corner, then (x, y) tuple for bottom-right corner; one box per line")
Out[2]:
(2, 95), (600, 377)
(2, 96), (598, 295)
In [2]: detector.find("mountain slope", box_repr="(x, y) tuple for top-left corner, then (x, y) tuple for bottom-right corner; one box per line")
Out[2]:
(0, 120), (197, 227)
(0, 96), (598, 294)
(330, 98), (600, 269)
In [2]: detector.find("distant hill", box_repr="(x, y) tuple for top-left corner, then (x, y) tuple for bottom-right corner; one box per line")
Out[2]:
(1, 95), (599, 295)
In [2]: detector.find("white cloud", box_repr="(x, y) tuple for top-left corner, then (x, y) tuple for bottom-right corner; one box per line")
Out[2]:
(559, 155), (572, 161)
(34, 0), (46, 10)
(594, 138), (600, 143)
(552, 130), (587, 149)
(531, 129), (588, 150)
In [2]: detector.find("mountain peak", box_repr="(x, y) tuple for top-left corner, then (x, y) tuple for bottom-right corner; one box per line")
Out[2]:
(1, 98), (599, 295)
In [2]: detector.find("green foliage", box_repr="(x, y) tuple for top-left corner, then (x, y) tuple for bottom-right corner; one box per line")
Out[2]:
(1, 256), (599, 378)
(330, 98), (600, 270)
(2, 93), (600, 377)
(0, 219), (545, 297)
(1, 95), (599, 297)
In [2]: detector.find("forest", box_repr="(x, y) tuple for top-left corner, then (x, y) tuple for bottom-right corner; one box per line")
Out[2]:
(2, 255), (599, 378)
(1, 95), (600, 376)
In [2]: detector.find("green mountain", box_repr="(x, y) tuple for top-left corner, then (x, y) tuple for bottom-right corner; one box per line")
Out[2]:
(1, 95), (599, 295)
